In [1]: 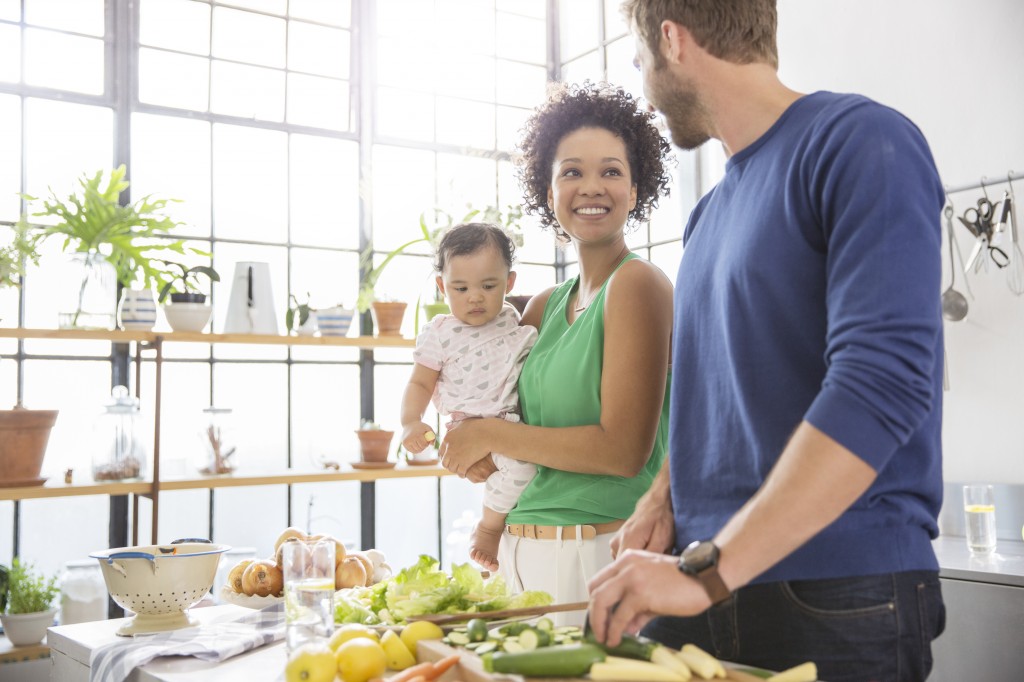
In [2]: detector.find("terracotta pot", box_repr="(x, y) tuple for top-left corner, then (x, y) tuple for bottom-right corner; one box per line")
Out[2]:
(370, 301), (407, 336)
(0, 406), (58, 486)
(356, 430), (394, 463)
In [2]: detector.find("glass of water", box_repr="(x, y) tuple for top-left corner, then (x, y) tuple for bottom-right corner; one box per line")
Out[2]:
(283, 539), (336, 652)
(963, 484), (997, 555)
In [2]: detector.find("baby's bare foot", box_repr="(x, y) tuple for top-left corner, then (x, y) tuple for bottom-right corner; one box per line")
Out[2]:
(470, 522), (502, 572)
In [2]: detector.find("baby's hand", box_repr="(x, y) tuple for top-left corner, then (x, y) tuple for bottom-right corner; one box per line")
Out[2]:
(401, 422), (436, 454)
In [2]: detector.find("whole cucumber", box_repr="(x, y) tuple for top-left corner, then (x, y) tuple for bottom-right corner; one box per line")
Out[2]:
(583, 630), (658, 660)
(482, 643), (606, 677)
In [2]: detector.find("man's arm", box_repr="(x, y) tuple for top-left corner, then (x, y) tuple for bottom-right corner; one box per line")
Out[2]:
(610, 460), (675, 557)
(588, 421), (877, 644)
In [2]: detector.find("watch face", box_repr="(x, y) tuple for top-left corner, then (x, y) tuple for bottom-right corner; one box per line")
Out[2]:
(682, 540), (718, 572)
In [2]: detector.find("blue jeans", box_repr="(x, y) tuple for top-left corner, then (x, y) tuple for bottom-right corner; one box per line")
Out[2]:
(641, 571), (945, 682)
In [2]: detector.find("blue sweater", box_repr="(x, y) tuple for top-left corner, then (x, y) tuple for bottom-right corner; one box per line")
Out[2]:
(670, 92), (945, 582)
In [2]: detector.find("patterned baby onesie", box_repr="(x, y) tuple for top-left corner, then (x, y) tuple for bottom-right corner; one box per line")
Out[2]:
(414, 303), (538, 513)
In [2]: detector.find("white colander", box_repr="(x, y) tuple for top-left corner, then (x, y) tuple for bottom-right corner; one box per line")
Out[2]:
(90, 539), (230, 636)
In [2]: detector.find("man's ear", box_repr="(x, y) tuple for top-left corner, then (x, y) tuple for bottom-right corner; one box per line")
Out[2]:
(660, 19), (689, 65)
(505, 270), (517, 295)
(435, 275), (446, 297)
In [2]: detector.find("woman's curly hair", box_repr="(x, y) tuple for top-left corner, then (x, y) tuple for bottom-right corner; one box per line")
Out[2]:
(516, 81), (673, 238)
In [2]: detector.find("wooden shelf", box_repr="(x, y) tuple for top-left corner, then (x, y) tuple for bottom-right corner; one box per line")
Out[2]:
(0, 327), (415, 349)
(0, 637), (49, 665)
(159, 465), (453, 491)
(0, 480), (151, 502)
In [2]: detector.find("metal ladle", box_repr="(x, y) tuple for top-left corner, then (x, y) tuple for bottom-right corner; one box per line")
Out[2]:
(941, 205), (969, 322)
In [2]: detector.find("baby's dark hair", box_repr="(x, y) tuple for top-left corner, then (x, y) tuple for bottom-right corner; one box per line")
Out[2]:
(433, 222), (517, 273)
(517, 81), (672, 239)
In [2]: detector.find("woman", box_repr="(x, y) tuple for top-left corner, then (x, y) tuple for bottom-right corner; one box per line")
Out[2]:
(439, 82), (675, 613)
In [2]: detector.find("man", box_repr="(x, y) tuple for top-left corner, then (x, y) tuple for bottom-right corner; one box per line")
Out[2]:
(587, 2), (946, 680)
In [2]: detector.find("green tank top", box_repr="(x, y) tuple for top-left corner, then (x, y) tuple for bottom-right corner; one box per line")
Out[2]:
(508, 253), (670, 525)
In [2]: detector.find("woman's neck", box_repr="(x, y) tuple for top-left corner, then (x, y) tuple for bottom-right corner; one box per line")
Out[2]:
(574, 240), (631, 311)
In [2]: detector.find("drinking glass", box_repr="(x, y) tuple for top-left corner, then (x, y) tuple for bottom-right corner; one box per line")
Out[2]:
(283, 539), (335, 652)
(963, 484), (997, 554)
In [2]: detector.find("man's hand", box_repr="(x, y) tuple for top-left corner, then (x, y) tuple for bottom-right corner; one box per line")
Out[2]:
(465, 454), (498, 483)
(611, 464), (674, 557)
(587, 550), (710, 647)
(400, 421), (435, 455)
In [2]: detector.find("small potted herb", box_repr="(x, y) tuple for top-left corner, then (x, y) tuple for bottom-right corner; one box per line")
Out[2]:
(0, 558), (60, 646)
(285, 292), (317, 336)
(157, 262), (220, 333)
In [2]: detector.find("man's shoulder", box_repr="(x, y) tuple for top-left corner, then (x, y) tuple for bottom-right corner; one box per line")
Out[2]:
(800, 91), (922, 137)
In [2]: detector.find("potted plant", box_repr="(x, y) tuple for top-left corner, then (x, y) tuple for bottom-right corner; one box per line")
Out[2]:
(157, 262), (220, 333)
(354, 420), (394, 465)
(285, 292), (318, 336)
(0, 558), (60, 646)
(21, 165), (193, 330)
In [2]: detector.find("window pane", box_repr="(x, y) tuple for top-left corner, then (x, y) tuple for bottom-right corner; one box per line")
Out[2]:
(376, 87), (434, 143)
(650, 241), (682, 281)
(219, 0), (286, 14)
(372, 145), (435, 253)
(0, 24), (19, 83)
(496, 105), (530, 153)
(23, 99), (112, 203)
(561, 50), (602, 85)
(606, 37), (642, 99)
(151, 362), (211, 474)
(289, 0), (351, 27)
(496, 0), (544, 19)
(210, 60), (285, 121)
(213, 123), (288, 242)
(289, 22), (349, 79)
(289, 135), (359, 249)
(496, 60), (547, 108)
(139, 48), (210, 111)
(436, 51), (494, 101)
(436, 153), (497, 216)
(376, 0), (435, 40)
(131, 114), (213, 236)
(0, 0), (19, 20)
(24, 28), (104, 94)
(212, 363), (289, 470)
(559, 0), (600, 62)
(287, 73), (350, 131)
(25, 0), (103, 36)
(0, 95), (20, 223)
(288, 248), (360, 321)
(435, 97), (494, 149)
(436, 0), (494, 56)
(496, 11), (545, 63)
(291, 364), (361, 468)
(375, 36), (434, 92)
(139, 0), (211, 56)
(212, 6), (286, 69)
(605, 0), (629, 40)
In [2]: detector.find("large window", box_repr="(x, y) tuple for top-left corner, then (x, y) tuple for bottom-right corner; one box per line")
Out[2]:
(1, 0), (690, 576)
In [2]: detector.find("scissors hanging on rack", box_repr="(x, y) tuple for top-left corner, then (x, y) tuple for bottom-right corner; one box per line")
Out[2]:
(959, 196), (1010, 272)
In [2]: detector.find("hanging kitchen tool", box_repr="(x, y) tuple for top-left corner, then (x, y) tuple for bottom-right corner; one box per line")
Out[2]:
(960, 194), (1009, 273)
(941, 204), (969, 322)
(1005, 172), (1024, 296)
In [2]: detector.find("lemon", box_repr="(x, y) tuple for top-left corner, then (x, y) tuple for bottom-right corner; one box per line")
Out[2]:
(381, 630), (417, 670)
(335, 637), (387, 682)
(399, 620), (444, 656)
(329, 623), (381, 651)
(285, 643), (337, 682)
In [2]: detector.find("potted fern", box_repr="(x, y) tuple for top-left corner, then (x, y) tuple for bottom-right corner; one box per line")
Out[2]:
(21, 165), (193, 329)
(0, 558), (60, 646)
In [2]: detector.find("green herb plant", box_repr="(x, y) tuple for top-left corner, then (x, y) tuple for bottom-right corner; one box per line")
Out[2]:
(285, 292), (314, 333)
(157, 262), (221, 303)
(3, 558), (60, 614)
(0, 219), (43, 290)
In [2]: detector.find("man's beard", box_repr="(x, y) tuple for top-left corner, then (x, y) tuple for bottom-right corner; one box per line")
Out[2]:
(649, 70), (711, 150)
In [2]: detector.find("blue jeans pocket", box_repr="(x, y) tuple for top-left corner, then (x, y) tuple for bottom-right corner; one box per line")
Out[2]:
(782, 574), (896, 617)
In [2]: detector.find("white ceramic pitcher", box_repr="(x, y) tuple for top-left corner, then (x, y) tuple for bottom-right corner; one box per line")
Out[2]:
(223, 262), (280, 334)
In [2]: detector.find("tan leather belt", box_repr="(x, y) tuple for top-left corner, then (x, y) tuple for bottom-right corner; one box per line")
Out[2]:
(504, 520), (625, 540)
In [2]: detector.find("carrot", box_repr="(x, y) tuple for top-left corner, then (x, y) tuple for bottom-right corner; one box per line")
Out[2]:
(386, 663), (434, 682)
(426, 654), (462, 680)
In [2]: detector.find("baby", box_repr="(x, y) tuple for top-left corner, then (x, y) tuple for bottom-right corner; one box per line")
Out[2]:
(400, 222), (537, 572)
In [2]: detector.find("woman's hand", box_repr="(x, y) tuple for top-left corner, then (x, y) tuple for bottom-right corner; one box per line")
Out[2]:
(439, 418), (494, 477)
(465, 455), (498, 483)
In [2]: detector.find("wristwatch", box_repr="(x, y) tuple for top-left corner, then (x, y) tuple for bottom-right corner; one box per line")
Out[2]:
(678, 540), (731, 605)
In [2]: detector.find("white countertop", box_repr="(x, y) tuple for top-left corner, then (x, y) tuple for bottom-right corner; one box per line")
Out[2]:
(48, 605), (287, 682)
(933, 535), (1024, 587)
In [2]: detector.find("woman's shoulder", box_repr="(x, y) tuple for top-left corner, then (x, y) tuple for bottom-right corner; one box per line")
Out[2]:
(609, 255), (674, 294)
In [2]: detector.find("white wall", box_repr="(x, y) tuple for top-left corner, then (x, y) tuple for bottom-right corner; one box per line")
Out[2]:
(776, 0), (1024, 484)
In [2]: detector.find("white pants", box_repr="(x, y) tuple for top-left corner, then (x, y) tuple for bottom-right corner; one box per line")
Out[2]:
(483, 453), (537, 514)
(497, 528), (614, 626)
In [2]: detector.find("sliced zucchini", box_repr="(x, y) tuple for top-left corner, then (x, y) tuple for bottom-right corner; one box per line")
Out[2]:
(535, 617), (554, 631)
(475, 641), (498, 655)
(518, 627), (551, 650)
(447, 631), (471, 645)
(502, 640), (526, 653)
